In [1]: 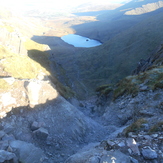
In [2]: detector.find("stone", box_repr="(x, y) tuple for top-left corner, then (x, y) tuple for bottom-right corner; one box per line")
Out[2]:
(128, 148), (132, 155)
(128, 132), (134, 137)
(9, 140), (45, 163)
(130, 157), (139, 163)
(107, 140), (116, 147)
(100, 150), (131, 163)
(33, 127), (49, 140)
(3, 124), (14, 134)
(30, 121), (44, 131)
(2, 134), (15, 141)
(0, 131), (5, 139)
(0, 141), (9, 150)
(0, 150), (18, 163)
(143, 135), (152, 140)
(118, 141), (125, 147)
(0, 92), (16, 110)
(158, 136), (163, 140)
(141, 146), (158, 160)
(126, 138), (140, 155)
(86, 156), (100, 163)
(151, 134), (158, 138)
(139, 85), (148, 91)
(25, 80), (58, 107)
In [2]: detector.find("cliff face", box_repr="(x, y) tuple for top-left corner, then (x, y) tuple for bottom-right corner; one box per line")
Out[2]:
(0, 77), (58, 118)
(0, 22), (27, 55)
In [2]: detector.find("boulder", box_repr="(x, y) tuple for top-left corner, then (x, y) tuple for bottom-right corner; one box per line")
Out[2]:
(141, 146), (158, 160)
(0, 150), (18, 163)
(126, 138), (140, 155)
(0, 141), (9, 150)
(33, 127), (49, 140)
(0, 131), (5, 139)
(3, 124), (14, 134)
(25, 80), (58, 107)
(2, 134), (15, 141)
(31, 121), (45, 131)
(9, 140), (45, 163)
(100, 150), (131, 163)
(86, 156), (100, 163)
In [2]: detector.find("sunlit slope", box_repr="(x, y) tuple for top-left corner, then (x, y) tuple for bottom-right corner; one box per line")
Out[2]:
(0, 43), (50, 79)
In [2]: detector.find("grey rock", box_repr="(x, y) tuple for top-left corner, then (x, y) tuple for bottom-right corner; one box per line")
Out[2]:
(31, 121), (44, 131)
(0, 141), (9, 150)
(141, 146), (158, 160)
(9, 140), (44, 163)
(143, 135), (152, 140)
(0, 150), (18, 163)
(151, 134), (158, 138)
(128, 148), (132, 155)
(3, 125), (14, 134)
(118, 141), (125, 147)
(25, 80), (58, 107)
(130, 157), (139, 163)
(33, 127), (49, 140)
(107, 140), (116, 147)
(100, 150), (131, 163)
(139, 85), (148, 91)
(2, 134), (15, 141)
(86, 156), (100, 163)
(0, 131), (5, 139)
(126, 138), (140, 155)
(139, 110), (155, 116)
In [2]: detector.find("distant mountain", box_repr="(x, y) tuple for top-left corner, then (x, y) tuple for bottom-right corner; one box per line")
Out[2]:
(125, 0), (163, 15)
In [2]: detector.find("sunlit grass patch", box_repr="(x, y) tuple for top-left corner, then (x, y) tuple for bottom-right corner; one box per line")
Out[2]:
(123, 118), (147, 136)
(0, 45), (50, 79)
(0, 79), (10, 91)
(2, 54), (49, 79)
(24, 39), (48, 51)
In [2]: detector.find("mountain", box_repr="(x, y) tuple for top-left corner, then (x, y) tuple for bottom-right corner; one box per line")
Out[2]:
(46, 0), (163, 98)
(0, 0), (163, 163)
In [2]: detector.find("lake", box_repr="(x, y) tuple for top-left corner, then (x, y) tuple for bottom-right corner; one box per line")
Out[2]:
(61, 34), (102, 48)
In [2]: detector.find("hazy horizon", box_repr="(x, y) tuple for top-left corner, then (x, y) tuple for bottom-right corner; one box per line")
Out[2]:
(0, 0), (128, 13)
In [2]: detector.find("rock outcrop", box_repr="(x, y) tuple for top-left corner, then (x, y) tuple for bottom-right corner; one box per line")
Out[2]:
(0, 77), (58, 118)
(133, 44), (163, 75)
(0, 22), (27, 55)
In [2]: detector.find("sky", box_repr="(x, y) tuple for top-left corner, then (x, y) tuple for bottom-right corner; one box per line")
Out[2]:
(1, 0), (127, 11)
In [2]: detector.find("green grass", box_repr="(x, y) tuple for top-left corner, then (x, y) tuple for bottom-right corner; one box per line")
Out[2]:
(123, 118), (147, 136)
(3, 54), (49, 79)
(111, 66), (163, 99)
(149, 122), (163, 133)
(50, 10), (163, 98)
(95, 84), (113, 95)
(0, 41), (50, 79)
(24, 39), (48, 51)
(0, 43), (74, 99)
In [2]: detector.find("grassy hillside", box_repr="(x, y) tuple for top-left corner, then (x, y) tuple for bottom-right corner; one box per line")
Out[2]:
(0, 44), (50, 79)
(50, 7), (163, 98)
